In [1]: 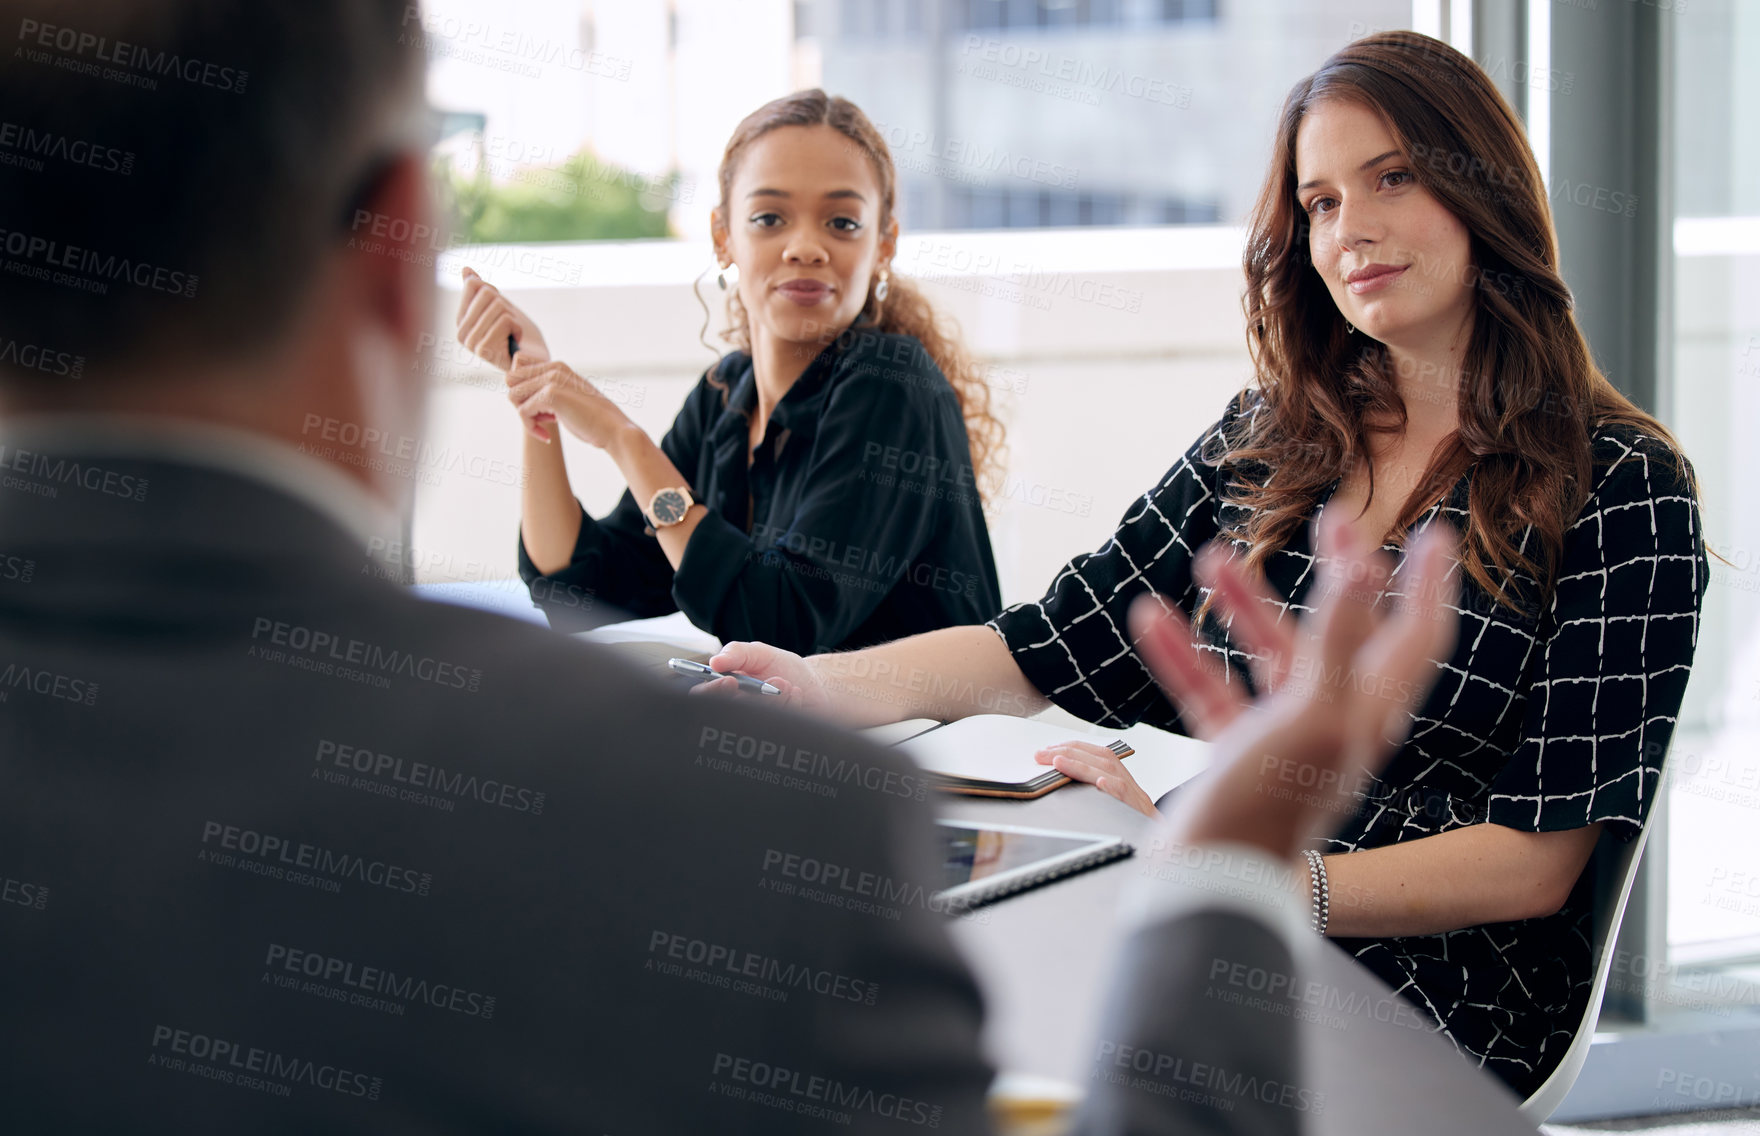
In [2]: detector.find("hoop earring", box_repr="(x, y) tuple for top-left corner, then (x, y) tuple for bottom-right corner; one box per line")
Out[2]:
(716, 261), (739, 291)
(1344, 320), (1357, 335)
(874, 271), (890, 302)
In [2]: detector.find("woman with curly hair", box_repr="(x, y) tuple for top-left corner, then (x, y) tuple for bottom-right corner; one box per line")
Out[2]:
(456, 90), (1004, 653)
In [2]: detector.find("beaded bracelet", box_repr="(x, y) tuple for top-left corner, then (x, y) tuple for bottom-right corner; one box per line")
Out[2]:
(1302, 849), (1330, 936)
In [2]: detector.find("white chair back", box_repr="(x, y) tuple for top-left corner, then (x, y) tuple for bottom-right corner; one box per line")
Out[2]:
(1518, 819), (1655, 1122)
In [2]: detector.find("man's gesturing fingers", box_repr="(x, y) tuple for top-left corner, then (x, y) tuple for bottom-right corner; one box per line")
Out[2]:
(1192, 543), (1300, 692)
(1352, 522), (1461, 758)
(1128, 594), (1246, 739)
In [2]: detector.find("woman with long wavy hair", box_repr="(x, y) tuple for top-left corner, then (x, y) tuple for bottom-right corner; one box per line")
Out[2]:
(704, 33), (1709, 1097)
(454, 89), (1005, 653)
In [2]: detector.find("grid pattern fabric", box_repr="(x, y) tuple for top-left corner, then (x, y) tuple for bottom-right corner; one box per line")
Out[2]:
(988, 389), (1708, 1097)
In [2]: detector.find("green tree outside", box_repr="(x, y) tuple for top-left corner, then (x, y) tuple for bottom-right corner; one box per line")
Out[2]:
(435, 148), (679, 244)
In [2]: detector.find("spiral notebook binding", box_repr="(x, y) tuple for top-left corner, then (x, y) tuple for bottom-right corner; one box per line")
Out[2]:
(950, 840), (1135, 912)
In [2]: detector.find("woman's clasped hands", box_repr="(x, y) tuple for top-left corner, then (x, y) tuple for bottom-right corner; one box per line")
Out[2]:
(455, 265), (632, 449)
(504, 356), (632, 448)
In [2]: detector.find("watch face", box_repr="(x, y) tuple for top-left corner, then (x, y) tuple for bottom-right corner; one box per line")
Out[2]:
(651, 489), (688, 525)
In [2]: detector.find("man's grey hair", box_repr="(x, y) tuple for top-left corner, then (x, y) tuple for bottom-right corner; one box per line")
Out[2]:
(0, 0), (425, 386)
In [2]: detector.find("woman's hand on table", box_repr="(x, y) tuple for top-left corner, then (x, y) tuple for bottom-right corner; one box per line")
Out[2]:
(696, 641), (832, 716)
(1034, 741), (1158, 818)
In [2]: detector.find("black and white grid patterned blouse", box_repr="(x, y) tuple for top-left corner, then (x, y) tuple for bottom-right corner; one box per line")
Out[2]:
(988, 389), (1708, 1097)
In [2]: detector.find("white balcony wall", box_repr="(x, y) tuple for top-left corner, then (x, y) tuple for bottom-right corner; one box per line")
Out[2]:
(414, 227), (1254, 606)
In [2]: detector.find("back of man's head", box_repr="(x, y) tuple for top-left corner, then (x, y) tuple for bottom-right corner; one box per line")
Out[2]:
(0, 0), (424, 392)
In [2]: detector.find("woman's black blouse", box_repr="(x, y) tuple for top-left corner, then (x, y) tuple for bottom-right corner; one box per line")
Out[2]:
(518, 330), (1001, 655)
(989, 389), (1708, 1097)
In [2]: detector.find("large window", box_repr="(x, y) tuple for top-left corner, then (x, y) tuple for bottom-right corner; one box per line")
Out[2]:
(420, 0), (1411, 244)
(1663, 0), (1760, 982)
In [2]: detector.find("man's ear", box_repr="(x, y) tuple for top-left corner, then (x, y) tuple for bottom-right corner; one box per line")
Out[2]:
(344, 151), (434, 356)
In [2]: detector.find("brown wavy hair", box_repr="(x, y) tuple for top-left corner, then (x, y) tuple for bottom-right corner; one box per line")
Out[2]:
(1228, 30), (1697, 614)
(710, 89), (1005, 501)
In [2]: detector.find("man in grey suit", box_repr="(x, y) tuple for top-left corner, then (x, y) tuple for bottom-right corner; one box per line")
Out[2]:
(0, 2), (1458, 1132)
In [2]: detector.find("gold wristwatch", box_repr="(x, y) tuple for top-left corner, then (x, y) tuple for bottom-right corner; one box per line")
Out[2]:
(646, 486), (695, 527)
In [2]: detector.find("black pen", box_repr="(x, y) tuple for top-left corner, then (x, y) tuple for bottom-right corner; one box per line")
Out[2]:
(667, 658), (781, 696)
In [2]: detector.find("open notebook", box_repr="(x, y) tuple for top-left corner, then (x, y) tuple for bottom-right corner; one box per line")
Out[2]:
(576, 613), (719, 680)
(890, 714), (1134, 799)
